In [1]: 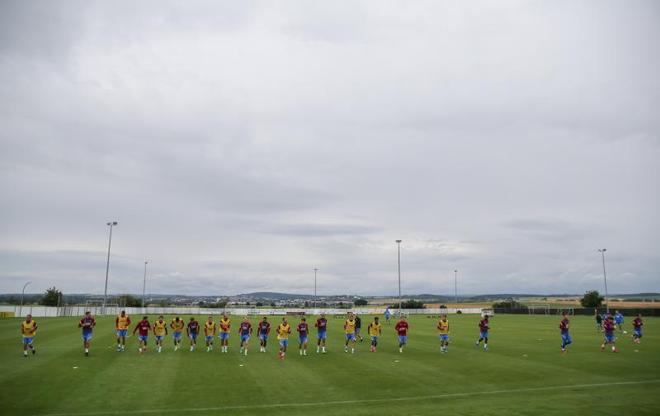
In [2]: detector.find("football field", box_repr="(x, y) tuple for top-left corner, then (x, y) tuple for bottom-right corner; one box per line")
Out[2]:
(1, 314), (659, 415)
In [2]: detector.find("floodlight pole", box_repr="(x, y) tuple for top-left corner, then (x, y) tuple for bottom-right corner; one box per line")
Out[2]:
(599, 249), (609, 314)
(396, 240), (402, 316)
(102, 221), (118, 315)
(142, 261), (149, 311)
(19, 281), (32, 318)
(314, 268), (318, 309)
(454, 269), (458, 306)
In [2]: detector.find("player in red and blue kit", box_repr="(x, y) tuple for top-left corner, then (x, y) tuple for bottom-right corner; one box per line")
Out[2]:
(297, 318), (309, 356)
(395, 316), (409, 353)
(601, 315), (618, 353)
(475, 315), (490, 350)
(559, 312), (572, 353)
(315, 314), (328, 354)
(258, 317), (270, 353)
(78, 311), (96, 356)
(187, 317), (200, 352)
(133, 316), (151, 354)
(238, 318), (252, 356)
(632, 314), (643, 344)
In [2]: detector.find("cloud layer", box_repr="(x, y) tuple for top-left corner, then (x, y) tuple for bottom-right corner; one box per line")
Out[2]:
(1, 0), (658, 296)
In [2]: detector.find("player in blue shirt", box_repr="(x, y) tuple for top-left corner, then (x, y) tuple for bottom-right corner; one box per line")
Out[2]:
(614, 310), (624, 331)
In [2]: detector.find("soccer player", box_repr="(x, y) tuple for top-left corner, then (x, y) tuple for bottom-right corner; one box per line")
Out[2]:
(277, 317), (291, 360)
(21, 314), (37, 357)
(258, 317), (271, 352)
(115, 310), (131, 352)
(344, 312), (357, 353)
(355, 314), (364, 342)
(218, 313), (231, 353)
(632, 314), (643, 344)
(315, 313), (328, 353)
(203, 316), (216, 352)
(78, 311), (96, 356)
(170, 316), (185, 351)
(368, 316), (382, 352)
(238, 317), (252, 356)
(437, 315), (449, 353)
(297, 317), (309, 356)
(133, 316), (151, 354)
(595, 309), (602, 331)
(559, 312), (572, 353)
(187, 317), (200, 352)
(153, 315), (168, 353)
(395, 316), (409, 353)
(384, 308), (392, 325)
(614, 310), (624, 331)
(601, 315), (618, 353)
(475, 315), (490, 350)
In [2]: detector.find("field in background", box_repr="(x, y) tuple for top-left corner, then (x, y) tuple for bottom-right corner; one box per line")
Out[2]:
(1, 314), (659, 415)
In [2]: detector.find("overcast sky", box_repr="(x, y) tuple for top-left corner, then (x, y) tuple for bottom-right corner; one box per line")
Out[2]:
(1, 1), (658, 297)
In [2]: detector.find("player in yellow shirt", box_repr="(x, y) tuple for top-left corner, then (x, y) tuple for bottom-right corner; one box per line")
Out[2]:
(21, 314), (37, 357)
(218, 314), (231, 353)
(170, 317), (185, 351)
(204, 316), (216, 352)
(437, 314), (450, 353)
(344, 312), (357, 354)
(153, 315), (168, 353)
(115, 310), (131, 352)
(368, 317), (382, 352)
(277, 317), (291, 360)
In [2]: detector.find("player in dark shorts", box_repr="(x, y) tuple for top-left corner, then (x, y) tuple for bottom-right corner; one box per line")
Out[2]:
(632, 314), (643, 344)
(354, 314), (363, 342)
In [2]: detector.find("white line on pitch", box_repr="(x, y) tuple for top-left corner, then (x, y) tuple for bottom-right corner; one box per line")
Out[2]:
(34, 379), (660, 416)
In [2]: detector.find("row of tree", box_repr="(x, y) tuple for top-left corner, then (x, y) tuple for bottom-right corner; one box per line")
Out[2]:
(26, 288), (609, 310)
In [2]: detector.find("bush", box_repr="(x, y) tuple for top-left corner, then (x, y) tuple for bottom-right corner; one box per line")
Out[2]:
(399, 300), (425, 309)
(39, 287), (62, 306)
(354, 298), (368, 306)
(580, 290), (604, 308)
(492, 299), (523, 309)
(117, 294), (141, 307)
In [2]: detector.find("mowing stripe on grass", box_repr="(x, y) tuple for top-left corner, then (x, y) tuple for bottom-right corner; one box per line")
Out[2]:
(36, 378), (660, 416)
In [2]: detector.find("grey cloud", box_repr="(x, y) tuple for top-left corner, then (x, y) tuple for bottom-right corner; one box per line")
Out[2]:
(1, 0), (658, 296)
(259, 222), (381, 237)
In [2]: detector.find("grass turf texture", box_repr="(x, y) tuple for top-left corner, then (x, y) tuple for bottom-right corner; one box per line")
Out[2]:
(1, 314), (658, 416)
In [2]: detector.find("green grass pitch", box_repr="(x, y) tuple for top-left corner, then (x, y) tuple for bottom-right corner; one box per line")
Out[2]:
(1, 314), (659, 415)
